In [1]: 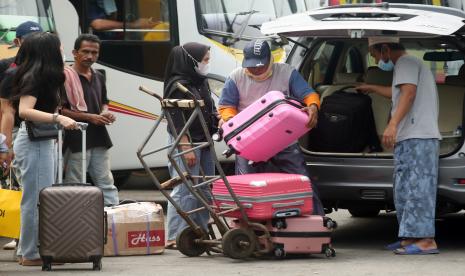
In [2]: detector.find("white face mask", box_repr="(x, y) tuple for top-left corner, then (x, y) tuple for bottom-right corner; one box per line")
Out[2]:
(195, 62), (210, 76)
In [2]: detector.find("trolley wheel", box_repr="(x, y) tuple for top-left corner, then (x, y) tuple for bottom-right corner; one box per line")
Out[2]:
(325, 247), (336, 258)
(273, 247), (286, 259)
(42, 263), (52, 271)
(176, 227), (207, 257)
(222, 228), (256, 259)
(93, 260), (102, 271)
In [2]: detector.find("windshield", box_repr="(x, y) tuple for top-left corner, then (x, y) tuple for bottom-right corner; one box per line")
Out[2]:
(196, 0), (322, 37)
(0, 0), (55, 45)
(195, 0), (322, 53)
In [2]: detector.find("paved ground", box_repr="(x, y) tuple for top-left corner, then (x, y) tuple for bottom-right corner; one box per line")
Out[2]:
(1, 173), (465, 275)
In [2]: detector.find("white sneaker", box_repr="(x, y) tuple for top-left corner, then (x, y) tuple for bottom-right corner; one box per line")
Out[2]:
(2, 240), (16, 250)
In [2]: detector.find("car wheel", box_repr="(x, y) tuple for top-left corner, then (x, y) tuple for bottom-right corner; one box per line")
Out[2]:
(348, 207), (380, 217)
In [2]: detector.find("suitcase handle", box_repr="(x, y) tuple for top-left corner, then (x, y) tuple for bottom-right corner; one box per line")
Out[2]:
(273, 208), (301, 218)
(57, 122), (88, 184)
(284, 95), (305, 107)
(272, 200), (305, 208)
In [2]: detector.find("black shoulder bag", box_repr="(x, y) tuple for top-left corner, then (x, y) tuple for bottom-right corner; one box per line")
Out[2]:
(25, 86), (64, 141)
(25, 121), (60, 141)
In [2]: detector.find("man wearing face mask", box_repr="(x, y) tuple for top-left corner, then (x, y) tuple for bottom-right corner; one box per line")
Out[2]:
(218, 39), (324, 215)
(357, 37), (441, 255)
(61, 34), (119, 207)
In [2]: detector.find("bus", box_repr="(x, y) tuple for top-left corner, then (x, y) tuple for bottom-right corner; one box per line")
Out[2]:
(0, 0), (317, 185)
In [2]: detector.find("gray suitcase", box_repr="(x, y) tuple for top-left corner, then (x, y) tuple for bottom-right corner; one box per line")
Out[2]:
(38, 123), (106, 271)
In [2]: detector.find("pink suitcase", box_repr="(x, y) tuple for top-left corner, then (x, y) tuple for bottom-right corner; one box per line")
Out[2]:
(212, 173), (313, 220)
(221, 90), (310, 162)
(264, 215), (336, 257)
(231, 215), (336, 258)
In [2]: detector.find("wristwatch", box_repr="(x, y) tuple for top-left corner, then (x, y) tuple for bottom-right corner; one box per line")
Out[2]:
(52, 112), (59, 123)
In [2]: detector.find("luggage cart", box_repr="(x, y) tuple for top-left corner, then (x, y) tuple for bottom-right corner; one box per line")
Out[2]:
(136, 83), (271, 259)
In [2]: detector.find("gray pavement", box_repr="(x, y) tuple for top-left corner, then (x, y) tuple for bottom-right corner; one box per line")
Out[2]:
(1, 206), (465, 275)
(1, 174), (465, 275)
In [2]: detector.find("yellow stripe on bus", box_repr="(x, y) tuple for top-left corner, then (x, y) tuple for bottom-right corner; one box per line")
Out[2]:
(109, 100), (158, 120)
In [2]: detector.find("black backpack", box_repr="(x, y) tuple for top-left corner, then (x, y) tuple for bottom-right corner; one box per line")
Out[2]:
(307, 89), (382, 153)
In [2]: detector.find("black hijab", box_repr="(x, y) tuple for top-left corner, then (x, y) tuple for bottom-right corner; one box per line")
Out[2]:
(163, 42), (210, 98)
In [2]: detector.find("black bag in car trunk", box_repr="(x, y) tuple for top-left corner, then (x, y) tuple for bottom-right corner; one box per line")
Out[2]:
(307, 90), (382, 153)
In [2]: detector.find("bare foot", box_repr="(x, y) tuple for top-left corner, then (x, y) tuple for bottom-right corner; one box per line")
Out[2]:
(414, 238), (438, 250)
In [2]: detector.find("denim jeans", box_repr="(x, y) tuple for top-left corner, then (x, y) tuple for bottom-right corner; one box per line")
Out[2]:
(235, 143), (325, 216)
(63, 147), (119, 206)
(394, 138), (439, 238)
(166, 137), (214, 241)
(13, 124), (56, 260)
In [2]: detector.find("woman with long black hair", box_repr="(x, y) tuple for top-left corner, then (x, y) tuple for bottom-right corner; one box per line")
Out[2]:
(163, 42), (218, 249)
(11, 32), (78, 266)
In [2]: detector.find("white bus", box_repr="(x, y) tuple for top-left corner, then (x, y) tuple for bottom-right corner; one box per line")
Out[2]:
(0, 0), (315, 185)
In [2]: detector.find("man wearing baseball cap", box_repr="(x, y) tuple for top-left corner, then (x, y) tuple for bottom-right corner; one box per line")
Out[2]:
(0, 21), (43, 252)
(357, 38), (441, 255)
(218, 39), (324, 215)
(0, 21), (43, 80)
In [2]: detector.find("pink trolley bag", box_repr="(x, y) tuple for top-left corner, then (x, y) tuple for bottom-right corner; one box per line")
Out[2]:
(212, 173), (313, 220)
(231, 215), (337, 258)
(220, 90), (310, 162)
(264, 215), (336, 257)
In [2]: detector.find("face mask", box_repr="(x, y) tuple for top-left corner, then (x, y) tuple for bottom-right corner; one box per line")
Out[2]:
(378, 59), (394, 71)
(245, 63), (273, 82)
(195, 62), (210, 76)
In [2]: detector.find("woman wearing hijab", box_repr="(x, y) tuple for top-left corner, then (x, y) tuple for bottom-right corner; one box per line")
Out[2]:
(164, 42), (217, 249)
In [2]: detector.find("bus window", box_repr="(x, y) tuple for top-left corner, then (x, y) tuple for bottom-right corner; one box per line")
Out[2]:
(88, 0), (170, 41)
(70, 0), (177, 80)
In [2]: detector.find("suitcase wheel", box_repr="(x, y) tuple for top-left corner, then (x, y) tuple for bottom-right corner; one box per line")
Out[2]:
(176, 227), (207, 257)
(93, 260), (102, 271)
(273, 247), (286, 259)
(222, 228), (256, 259)
(324, 247), (336, 258)
(323, 217), (338, 230)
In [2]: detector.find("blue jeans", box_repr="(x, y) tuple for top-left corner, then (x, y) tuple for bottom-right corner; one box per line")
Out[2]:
(166, 137), (214, 241)
(63, 147), (119, 206)
(13, 124), (56, 260)
(394, 138), (439, 238)
(235, 143), (325, 216)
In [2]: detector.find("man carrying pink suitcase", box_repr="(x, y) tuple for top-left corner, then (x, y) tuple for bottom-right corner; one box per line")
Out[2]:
(218, 39), (324, 215)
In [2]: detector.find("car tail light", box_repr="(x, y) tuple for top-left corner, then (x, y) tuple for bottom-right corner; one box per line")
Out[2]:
(457, 179), (465, 185)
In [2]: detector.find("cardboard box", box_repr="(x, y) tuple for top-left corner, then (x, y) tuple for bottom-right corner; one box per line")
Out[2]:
(104, 202), (165, 256)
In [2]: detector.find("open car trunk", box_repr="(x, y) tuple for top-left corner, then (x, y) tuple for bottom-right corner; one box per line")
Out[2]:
(296, 38), (465, 158)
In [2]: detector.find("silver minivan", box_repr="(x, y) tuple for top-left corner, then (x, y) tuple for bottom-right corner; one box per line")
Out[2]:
(261, 3), (465, 216)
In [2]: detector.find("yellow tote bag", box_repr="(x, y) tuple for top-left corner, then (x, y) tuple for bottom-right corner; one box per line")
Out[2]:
(0, 187), (21, 239)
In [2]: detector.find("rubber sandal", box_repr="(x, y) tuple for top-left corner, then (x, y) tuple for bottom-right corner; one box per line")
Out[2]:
(385, 241), (403, 251)
(394, 244), (439, 255)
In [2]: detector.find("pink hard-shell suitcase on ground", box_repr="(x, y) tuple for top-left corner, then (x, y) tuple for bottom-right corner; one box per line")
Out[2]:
(264, 215), (336, 257)
(221, 91), (310, 162)
(231, 215), (337, 258)
(212, 173), (313, 220)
